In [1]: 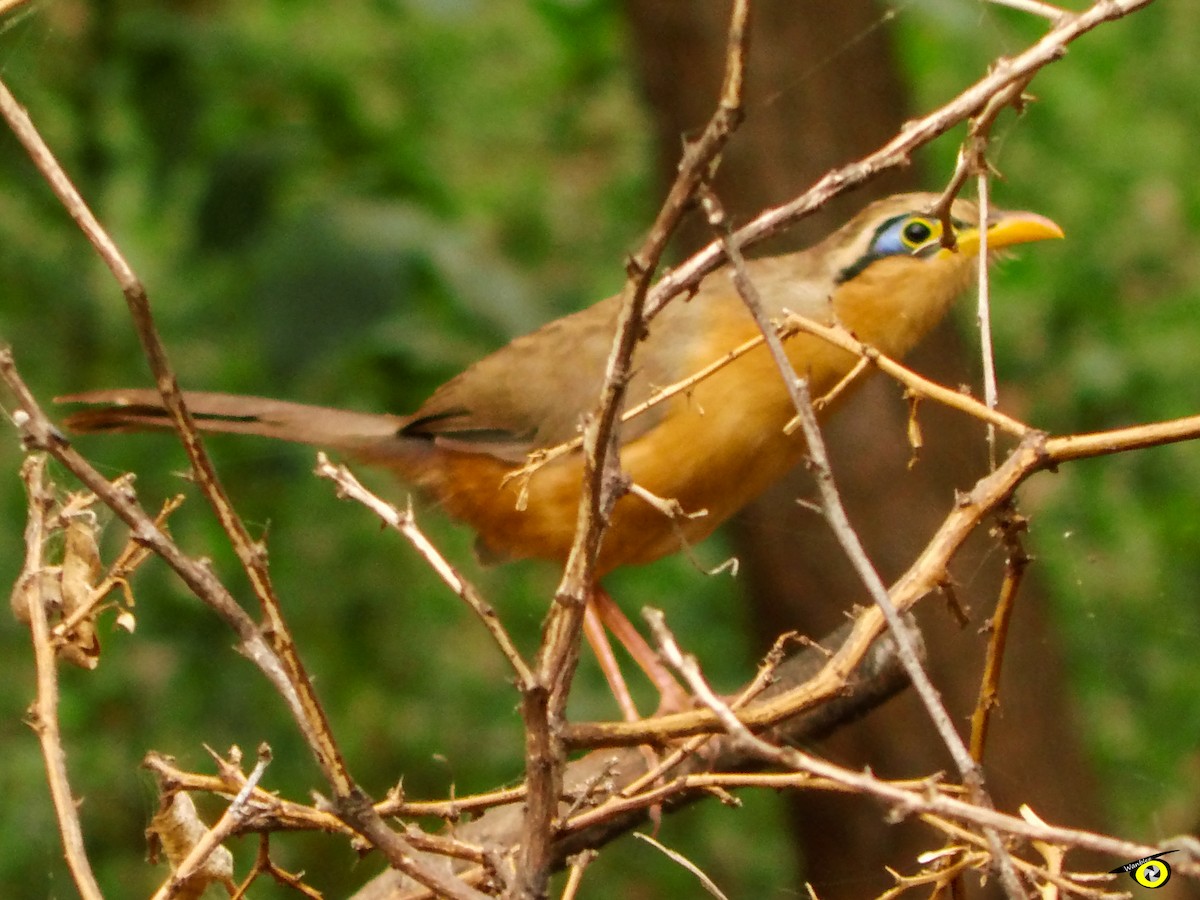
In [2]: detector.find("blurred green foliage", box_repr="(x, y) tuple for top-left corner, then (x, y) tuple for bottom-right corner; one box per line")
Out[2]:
(0, 1), (1197, 897)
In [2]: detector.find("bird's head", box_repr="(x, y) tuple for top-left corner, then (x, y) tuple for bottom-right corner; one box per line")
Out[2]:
(822, 191), (1063, 357)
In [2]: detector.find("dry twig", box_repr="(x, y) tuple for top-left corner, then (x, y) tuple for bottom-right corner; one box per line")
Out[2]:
(514, 3), (751, 896)
(315, 454), (534, 688)
(12, 456), (105, 900)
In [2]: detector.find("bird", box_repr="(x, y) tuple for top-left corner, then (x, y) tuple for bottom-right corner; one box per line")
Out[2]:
(61, 191), (1062, 716)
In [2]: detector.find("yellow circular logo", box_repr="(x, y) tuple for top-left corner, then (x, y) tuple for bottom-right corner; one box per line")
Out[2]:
(1133, 858), (1171, 889)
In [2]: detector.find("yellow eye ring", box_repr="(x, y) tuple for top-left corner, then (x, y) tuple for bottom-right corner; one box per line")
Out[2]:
(900, 216), (940, 249)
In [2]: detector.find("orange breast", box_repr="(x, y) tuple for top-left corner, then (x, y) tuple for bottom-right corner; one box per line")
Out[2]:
(387, 301), (867, 575)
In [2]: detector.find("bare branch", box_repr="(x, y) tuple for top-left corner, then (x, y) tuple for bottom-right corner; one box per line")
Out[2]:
(968, 504), (1030, 761)
(315, 455), (534, 689)
(0, 76), (358, 800)
(984, 0), (1070, 21)
(515, 2), (752, 895)
(563, 412), (1200, 749)
(780, 313), (1032, 437)
(12, 456), (105, 900)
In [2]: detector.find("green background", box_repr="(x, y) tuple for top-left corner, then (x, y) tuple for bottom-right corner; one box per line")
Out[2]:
(0, 1), (1197, 896)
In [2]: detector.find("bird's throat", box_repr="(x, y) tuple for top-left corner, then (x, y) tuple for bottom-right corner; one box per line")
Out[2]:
(831, 255), (975, 358)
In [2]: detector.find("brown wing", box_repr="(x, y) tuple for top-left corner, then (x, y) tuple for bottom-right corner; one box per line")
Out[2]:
(400, 291), (697, 462)
(400, 245), (839, 463)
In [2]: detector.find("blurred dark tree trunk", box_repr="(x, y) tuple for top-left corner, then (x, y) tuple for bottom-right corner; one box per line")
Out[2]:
(623, 1), (1103, 895)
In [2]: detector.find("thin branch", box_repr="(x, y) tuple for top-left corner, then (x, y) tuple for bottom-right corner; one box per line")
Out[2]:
(780, 312), (1032, 436)
(315, 455), (534, 689)
(644, 609), (752, 745)
(931, 74), (1032, 229)
(633, 833), (730, 900)
(0, 74), (357, 801)
(969, 503), (1030, 762)
(148, 748), (271, 900)
(515, 1), (752, 895)
(984, 0), (1070, 21)
(698, 188), (997, 830)
(13, 457), (105, 900)
(563, 412), (1200, 749)
(976, 171), (1000, 469)
(144, 752), (533, 834)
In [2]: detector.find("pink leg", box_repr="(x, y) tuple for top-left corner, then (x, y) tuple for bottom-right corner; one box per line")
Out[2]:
(591, 587), (691, 715)
(583, 600), (643, 722)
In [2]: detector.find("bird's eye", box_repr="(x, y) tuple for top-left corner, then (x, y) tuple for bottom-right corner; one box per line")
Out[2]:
(901, 217), (936, 248)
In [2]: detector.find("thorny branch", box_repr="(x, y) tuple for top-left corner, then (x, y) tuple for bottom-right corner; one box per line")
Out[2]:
(514, 2), (750, 896)
(563, 413), (1200, 748)
(0, 51), (496, 900)
(315, 454), (535, 689)
(969, 503), (1030, 762)
(1, 352), (490, 900)
(0, 75), (355, 795)
(12, 456), (105, 900)
(698, 184), (1023, 897)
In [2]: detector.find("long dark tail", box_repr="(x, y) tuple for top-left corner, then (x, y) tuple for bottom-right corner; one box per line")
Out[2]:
(58, 388), (410, 456)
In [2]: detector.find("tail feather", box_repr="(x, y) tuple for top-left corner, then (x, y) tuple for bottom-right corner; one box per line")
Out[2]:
(58, 389), (410, 455)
